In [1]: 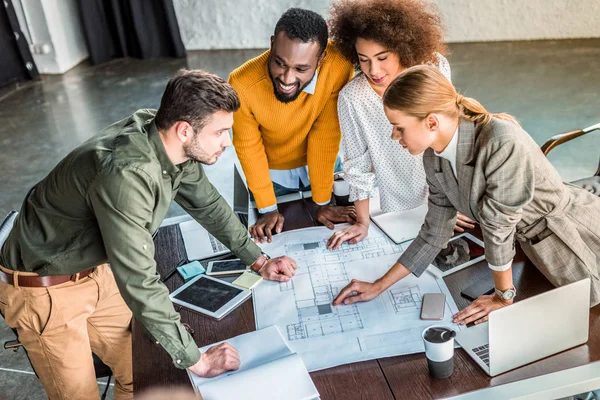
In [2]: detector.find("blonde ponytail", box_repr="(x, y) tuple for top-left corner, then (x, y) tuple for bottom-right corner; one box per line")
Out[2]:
(458, 95), (519, 126)
(383, 65), (519, 127)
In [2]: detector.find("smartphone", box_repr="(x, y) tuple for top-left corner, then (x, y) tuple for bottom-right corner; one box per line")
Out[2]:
(206, 259), (248, 276)
(420, 293), (446, 320)
(461, 278), (495, 301)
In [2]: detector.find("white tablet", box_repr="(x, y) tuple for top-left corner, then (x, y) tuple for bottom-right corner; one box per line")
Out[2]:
(206, 258), (248, 276)
(428, 232), (485, 277)
(170, 275), (251, 320)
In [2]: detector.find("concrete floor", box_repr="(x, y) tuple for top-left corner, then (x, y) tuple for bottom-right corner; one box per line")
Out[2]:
(0, 39), (599, 399)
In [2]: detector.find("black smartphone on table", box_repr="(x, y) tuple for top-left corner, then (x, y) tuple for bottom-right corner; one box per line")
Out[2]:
(461, 278), (495, 301)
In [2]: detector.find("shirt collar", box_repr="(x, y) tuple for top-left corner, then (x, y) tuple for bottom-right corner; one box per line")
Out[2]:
(148, 120), (181, 177)
(302, 69), (319, 95)
(434, 125), (459, 163)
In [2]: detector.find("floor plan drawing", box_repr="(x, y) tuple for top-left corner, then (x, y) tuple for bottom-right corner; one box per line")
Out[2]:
(388, 285), (422, 315)
(280, 236), (408, 341)
(253, 224), (462, 372)
(280, 257), (364, 341)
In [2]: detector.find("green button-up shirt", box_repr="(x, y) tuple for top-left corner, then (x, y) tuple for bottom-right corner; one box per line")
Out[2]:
(0, 109), (262, 368)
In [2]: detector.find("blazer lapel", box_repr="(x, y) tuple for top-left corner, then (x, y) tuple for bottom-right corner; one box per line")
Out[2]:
(456, 119), (478, 220)
(434, 155), (461, 209)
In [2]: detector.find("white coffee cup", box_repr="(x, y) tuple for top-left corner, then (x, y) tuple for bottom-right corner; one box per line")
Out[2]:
(422, 325), (456, 378)
(332, 178), (350, 196)
(332, 175), (352, 206)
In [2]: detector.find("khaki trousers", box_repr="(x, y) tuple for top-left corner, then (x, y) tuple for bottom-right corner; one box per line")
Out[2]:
(0, 264), (133, 400)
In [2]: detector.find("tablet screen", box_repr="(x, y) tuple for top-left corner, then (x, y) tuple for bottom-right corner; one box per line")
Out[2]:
(173, 277), (243, 312)
(210, 259), (247, 273)
(433, 235), (485, 273)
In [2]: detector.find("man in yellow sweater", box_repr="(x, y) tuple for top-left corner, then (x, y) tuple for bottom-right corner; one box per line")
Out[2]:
(229, 8), (356, 243)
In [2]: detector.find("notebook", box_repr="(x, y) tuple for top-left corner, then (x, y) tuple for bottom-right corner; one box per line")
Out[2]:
(187, 326), (319, 400)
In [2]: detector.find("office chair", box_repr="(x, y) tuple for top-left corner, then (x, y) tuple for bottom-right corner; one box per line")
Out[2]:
(541, 122), (600, 196)
(0, 211), (113, 400)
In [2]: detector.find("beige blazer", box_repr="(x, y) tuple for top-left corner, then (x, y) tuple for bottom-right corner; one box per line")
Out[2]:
(399, 117), (600, 305)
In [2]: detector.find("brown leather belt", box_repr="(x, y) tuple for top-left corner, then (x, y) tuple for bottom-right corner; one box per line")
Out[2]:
(0, 268), (95, 287)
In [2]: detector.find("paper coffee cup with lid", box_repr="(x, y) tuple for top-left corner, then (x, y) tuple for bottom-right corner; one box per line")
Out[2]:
(422, 325), (456, 378)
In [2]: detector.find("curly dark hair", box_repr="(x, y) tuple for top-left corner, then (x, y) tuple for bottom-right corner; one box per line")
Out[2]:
(328, 0), (445, 69)
(274, 8), (329, 55)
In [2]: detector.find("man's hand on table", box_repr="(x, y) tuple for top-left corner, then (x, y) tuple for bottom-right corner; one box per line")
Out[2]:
(252, 255), (297, 282)
(452, 293), (513, 325)
(188, 342), (240, 378)
(316, 204), (357, 229)
(249, 210), (284, 243)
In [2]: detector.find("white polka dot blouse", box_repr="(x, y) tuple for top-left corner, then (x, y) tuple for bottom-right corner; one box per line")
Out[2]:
(339, 53), (452, 213)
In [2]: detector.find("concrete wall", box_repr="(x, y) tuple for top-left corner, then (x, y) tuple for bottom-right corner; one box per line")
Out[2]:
(174, 0), (328, 50)
(11, 0), (600, 72)
(433, 0), (600, 43)
(13, 0), (88, 74)
(174, 0), (600, 50)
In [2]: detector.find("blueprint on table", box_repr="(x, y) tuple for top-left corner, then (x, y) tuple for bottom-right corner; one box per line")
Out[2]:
(253, 224), (462, 372)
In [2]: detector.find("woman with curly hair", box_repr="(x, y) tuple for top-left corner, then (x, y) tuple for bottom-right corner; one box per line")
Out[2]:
(327, 0), (475, 250)
(333, 65), (600, 323)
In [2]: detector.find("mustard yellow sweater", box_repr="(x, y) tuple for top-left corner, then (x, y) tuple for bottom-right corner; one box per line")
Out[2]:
(229, 42), (354, 209)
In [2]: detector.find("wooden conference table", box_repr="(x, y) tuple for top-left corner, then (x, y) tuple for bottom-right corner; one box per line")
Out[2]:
(133, 198), (600, 399)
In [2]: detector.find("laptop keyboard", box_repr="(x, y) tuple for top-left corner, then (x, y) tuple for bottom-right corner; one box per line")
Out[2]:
(236, 212), (249, 228)
(209, 235), (227, 253)
(472, 344), (490, 367)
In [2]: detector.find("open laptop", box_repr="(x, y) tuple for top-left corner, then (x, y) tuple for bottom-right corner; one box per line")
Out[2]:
(179, 165), (251, 261)
(455, 278), (590, 376)
(232, 165), (250, 227)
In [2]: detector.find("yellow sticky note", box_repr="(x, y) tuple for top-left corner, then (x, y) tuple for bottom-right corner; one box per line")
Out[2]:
(232, 271), (263, 290)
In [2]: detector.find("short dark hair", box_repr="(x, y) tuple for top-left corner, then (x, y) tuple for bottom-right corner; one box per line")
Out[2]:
(155, 69), (240, 132)
(274, 8), (328, 55)
(328, 0), (445, 69)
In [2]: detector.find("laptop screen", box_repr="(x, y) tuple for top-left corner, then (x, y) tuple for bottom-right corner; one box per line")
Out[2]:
(233, 165), (249, 213)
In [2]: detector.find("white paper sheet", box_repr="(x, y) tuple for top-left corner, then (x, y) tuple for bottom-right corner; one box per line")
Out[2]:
(254, 224), (462, 371)
(196, 353), (318, 400)
(187, 326), (319, 400)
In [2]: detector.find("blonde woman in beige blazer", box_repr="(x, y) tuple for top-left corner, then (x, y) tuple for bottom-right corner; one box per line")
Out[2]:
(333, 65), (600, 325)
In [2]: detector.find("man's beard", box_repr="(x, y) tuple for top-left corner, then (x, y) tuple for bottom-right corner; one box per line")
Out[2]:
(268, 68), (313, 104)
(183, 137), (218, 165)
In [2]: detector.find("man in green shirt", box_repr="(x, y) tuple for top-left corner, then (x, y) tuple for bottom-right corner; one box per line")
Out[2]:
(0, 69), (297, 399)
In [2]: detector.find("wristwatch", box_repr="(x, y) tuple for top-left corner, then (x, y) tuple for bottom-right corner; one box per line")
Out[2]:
(250, 252), (271, 273)
(495, 287), (517, 301)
